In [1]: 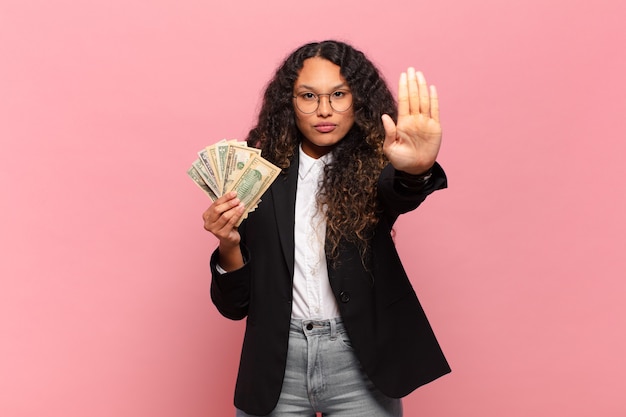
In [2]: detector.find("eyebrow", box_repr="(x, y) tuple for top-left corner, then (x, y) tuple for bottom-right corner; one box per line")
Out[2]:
(294, 82), (349, 92)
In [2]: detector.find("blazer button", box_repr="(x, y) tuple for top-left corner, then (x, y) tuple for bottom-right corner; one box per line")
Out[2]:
(339, 291), (350, 303)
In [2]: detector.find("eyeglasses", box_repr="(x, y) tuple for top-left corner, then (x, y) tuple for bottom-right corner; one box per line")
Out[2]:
(292, 90), (353, 114)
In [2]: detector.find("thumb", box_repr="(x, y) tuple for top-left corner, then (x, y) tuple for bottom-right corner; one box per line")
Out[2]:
(381, 114), (396, 146)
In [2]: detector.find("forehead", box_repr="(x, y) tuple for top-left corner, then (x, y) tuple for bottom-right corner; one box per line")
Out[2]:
(294, 57), (347, 90)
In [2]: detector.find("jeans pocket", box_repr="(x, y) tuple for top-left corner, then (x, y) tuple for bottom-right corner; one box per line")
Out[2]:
(336, 331), (354, 350)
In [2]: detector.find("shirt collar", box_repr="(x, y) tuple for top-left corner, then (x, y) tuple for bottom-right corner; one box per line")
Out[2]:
(298, 145), (332, 180)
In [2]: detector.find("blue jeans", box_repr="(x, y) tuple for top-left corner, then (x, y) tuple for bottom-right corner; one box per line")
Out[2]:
(236, 318), (402, 417)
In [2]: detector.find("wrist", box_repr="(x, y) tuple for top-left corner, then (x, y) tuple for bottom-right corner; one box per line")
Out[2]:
(401, 163), (434, 176)
(218, 241), (244, 268)
(396, 166), (433, 183)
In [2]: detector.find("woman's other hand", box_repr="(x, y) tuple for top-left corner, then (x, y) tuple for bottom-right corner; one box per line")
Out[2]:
(202, 191), (245, 271)
(382, 68), (442, 175)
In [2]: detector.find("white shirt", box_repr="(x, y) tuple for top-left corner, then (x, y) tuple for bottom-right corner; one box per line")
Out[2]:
(291, 146), (340, 320)
(216, 145), (340, 320)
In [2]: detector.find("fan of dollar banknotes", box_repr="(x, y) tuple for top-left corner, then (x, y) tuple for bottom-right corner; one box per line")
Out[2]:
(187, 139), (280, 225)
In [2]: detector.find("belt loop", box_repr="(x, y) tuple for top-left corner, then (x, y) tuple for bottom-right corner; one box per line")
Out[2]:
(329, 318), (337, 340)
(290, 318), (302, 333)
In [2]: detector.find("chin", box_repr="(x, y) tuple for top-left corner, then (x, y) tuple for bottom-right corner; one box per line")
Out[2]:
(312, 132), (345, 146)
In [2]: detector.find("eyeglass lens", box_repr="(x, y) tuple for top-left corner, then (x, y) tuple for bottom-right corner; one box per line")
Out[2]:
(294, 91), (352, 113)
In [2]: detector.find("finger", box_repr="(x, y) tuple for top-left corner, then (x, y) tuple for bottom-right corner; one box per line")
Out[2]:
(417, 71), (430, 116)
(381, 114), (397, 144)
(203, 193), (241, 228)
(205, 202), (244, 233)
(407, 67), (420, 116)
(214, 190), (239, 205)
(430, 85), (440, 123)
(204, 206), (225, 231)
(212, 192), (240, 215)
(381, 114), (398, 158)
(217, 203), (245, 230)
(397, 71), (409, 117)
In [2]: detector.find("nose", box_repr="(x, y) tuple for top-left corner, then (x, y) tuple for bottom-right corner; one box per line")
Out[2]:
(316, 95), (333, 117)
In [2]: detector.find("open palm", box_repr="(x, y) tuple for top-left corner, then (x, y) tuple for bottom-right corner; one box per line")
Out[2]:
(382, 68), (442, 175)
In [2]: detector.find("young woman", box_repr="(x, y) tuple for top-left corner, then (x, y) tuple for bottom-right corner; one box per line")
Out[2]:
(203, 40), (450, 417)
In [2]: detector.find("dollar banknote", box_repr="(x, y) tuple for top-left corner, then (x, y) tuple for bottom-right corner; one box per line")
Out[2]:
(226, 154), (280, 226)
(197, 148), (222, 197)
(187, 140), (279, 224)
(187, 165), (218, 201)
(222, 143), (261, 195)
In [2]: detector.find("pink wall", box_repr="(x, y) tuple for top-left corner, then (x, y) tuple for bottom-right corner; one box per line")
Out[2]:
(1, 0), (625, 416)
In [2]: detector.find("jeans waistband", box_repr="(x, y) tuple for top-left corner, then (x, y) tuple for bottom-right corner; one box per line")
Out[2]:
(290, 317), (345, 338)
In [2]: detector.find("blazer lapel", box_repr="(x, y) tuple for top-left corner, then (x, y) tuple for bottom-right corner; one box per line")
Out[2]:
(270, 153), (299, 279)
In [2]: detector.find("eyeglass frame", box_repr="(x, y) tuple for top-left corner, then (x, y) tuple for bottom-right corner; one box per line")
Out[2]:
(291, 90), (354, 114)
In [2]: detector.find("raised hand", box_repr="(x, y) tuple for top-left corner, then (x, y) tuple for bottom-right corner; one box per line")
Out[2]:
(381, 67), (442, 175)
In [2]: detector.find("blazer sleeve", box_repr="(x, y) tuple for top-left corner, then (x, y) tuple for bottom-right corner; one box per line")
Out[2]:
(377, 162), (447, 226)
(209, 244), (252, 320)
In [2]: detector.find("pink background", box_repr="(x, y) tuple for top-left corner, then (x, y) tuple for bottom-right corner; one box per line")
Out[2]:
(1, 0), (625, 416)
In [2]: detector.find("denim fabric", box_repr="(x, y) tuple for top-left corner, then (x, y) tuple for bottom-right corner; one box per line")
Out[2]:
(236, 318), (402, 417)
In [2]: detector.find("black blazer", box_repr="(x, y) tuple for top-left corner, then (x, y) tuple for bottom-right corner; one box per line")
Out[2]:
(210, 154), (451, 416)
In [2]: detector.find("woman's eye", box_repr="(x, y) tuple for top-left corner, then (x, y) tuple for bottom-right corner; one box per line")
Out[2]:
(301, 92), (317, 101)
(333, 90), (351, 99)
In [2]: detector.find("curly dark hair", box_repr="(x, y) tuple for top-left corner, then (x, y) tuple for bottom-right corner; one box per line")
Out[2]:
(246, 40), (397, 261)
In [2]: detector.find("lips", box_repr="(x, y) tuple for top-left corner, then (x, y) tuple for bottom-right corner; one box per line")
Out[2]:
(314, 123), (337, 133)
